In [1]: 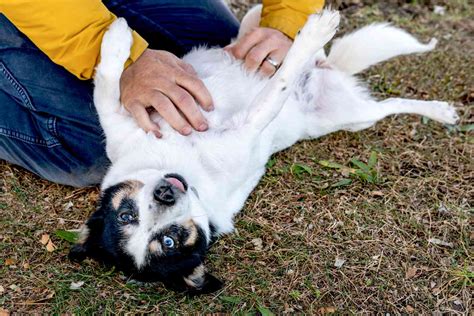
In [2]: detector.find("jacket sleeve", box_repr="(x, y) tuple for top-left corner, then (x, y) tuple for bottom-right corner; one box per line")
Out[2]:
(260, 0), (325, 39)
(0, 0), (148, 80)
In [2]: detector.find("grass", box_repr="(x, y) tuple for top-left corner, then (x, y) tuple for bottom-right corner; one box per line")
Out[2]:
(1, 0), (472, 314)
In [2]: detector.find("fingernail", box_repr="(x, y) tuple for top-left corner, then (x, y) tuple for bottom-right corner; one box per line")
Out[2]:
(153, 131), (162, 138)
(207, 104), (214, 111)
(199, 123), (208, 131)
(182, 126), (192, 135)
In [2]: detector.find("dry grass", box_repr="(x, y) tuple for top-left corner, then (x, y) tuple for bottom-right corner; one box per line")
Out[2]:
(0, 1), (472, 314)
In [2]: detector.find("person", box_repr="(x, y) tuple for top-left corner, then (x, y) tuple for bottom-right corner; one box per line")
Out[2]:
(0, 0), (324, 187)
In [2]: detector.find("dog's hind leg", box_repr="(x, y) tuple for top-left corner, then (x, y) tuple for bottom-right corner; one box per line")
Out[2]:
(374, 98), (459, 125)
(248, 10), (340, 134)
(329, 98), (459, 134)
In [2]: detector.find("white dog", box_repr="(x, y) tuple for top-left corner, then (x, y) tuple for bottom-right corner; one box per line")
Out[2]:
(69, 8), (458, 293)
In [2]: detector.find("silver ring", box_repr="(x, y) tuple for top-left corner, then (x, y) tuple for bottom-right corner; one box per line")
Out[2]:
(265, 56), (280, 69)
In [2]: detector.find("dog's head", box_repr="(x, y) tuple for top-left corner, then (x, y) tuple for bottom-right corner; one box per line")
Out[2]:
(69, 170), (222, 294)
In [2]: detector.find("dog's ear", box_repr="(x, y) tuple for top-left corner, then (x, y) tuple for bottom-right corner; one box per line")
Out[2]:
(69, 242), (88, 262)
(182, 265), (223, 294)
(68, 209), (105, 262)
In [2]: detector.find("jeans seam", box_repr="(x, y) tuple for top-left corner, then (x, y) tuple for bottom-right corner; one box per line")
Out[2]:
(47, 116), (59, 138)
(0, 126), (60, 147)
(0, 62), (35, 111)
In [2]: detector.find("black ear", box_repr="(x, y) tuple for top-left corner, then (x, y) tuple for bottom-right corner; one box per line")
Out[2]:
(193, 272), (223, 294)
(69, 243), (88, 262)
(68, 209), (104, 263)
(182, 265), (224, 295)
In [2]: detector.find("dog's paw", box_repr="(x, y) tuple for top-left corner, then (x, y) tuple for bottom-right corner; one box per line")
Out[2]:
(100, 18), (133, 72)
(430, 101), (459, 125)
(296, 10), (340, 49)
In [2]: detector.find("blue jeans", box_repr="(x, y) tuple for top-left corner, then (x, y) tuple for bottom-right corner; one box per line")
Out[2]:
(0, 0), (239, 187)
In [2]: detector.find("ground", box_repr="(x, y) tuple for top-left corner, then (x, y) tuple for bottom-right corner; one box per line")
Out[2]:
(0, 0), (472, 314)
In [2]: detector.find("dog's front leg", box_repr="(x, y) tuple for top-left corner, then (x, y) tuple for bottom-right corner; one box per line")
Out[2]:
(94, 19), (143, 161)
(248, 10), (340, 134)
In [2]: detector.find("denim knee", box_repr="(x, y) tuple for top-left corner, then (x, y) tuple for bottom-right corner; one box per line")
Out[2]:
(103, 0), (240, 54)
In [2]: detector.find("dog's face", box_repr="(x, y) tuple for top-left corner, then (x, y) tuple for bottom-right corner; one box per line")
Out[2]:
(69, 170), (222, 294)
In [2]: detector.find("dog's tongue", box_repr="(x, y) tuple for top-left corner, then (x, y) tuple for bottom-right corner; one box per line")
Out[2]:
(166, 177), (186, 192)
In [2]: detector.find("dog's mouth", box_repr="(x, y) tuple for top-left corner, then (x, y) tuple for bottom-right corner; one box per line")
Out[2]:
(164, 173), (188, 193)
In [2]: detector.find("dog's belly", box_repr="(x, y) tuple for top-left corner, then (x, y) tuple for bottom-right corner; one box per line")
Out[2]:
(183, 48), (268, 129)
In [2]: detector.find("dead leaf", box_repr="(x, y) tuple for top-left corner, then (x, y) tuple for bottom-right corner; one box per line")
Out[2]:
(46, 239), (56, 252)
(64, 201), (74, 211)
(334, 257), (346, 268)
(251, 238), (263, 251)
(8, 284), (19, 291)
(406, 305), (415, 313)
(0, 285), (4, 293)
(371, 191), (384, 197)
(406, 267), (417, 279)
(4, 258), (15, 266)
(428, 238), (453, 248)
(319, 306), (337, 314)
(69, 281), (85, 290)
(40, 234), (50, 245)
(23, 262), (30, 269)
(0, 309), (9, 316)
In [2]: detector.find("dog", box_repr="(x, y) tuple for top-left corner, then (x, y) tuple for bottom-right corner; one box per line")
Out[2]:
(69, 8), (459, 294)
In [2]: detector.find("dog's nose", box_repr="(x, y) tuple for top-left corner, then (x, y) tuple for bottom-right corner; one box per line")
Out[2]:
(153, 182), (175, 206)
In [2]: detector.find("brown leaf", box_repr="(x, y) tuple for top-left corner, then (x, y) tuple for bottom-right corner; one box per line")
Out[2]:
(406, 305), (415, 313)
(46, 239), (56, 252)
(319, 307), (337, 314)
(406, 267), (417, 279)
(40, 234), (50, 245)
(23, 262), (30, 269)
(0, 309), (10, 316)
(4, 258), (15, 266)
(371, 191), (384, 197)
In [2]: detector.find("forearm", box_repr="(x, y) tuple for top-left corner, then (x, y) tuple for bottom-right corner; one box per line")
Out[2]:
(0, 0), (148, 80)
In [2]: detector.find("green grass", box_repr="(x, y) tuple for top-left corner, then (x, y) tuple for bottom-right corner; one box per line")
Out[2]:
(1, 0), (472, 314)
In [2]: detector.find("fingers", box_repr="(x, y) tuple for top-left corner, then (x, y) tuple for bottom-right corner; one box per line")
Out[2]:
(175, 70), (214, 111)
(178, 61), (198, 76)
(228, 27), (264, 60)
(244, 39), (275, 73)
(128, 102), (162, 138)
(259, 48), (287, 77)
(227, 27), (292, 77)
(156, 85), (208, 133)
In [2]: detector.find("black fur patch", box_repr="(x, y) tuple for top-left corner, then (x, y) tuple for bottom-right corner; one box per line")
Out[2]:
(69, 182), (221, 294)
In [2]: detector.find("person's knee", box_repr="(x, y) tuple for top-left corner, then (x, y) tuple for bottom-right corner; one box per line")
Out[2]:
(40, 154), (110, 187)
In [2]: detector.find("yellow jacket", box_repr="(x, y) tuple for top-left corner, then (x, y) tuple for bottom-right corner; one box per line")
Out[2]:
(0, 0), (324, 80)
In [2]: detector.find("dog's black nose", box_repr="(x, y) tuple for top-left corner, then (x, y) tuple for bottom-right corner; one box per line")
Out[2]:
(153, 183), (175, 206)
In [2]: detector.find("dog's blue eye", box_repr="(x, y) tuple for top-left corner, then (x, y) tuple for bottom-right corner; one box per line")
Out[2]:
(118, 211), (136, 224)
(163, 236), (175, 248)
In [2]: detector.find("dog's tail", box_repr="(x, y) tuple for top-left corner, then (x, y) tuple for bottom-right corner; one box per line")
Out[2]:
(327, 23), (437, 75)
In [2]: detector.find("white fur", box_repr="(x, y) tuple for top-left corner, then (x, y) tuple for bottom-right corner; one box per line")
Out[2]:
(327, 23), (438, 75)
(93, 10), (458, 264)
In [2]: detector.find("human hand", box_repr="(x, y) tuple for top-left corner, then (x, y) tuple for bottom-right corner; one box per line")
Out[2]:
(120, 49), (213, 137)
(225, 27), (292, 77)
